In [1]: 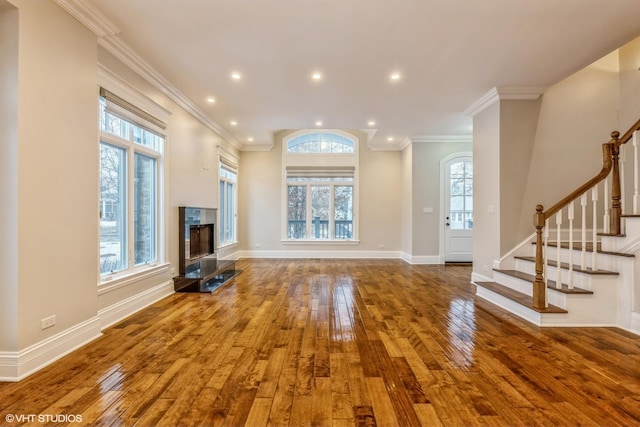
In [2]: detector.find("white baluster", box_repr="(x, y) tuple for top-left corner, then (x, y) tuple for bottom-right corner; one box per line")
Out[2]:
(556, 210), (562, 289)
(634, 130), (639, 215)
(568, 201), (574, 289)
(592, 186), (598, 272)
(604, 175), (610, 234)
(621, 145), (626, 215)
(581, 193), (587, 269)
(544, 218), (549, 286)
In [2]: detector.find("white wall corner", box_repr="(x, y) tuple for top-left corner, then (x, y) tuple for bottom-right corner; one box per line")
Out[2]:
(471, 271), (494, 284)
(0, 317), (102, 382)
(493, 260), (501, 270)
(465, 86), (547, 117)
(52, 0), (120, 38)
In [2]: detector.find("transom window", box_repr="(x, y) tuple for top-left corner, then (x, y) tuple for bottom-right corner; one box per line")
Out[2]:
(287, 132), (354, 153)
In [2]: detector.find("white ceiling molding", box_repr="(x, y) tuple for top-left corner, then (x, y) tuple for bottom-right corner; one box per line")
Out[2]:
(465, 86), (547, 117)
(54, 0), (241, 150)
(52, 0), (120, 38)
(368, 136), (411, 152)
(411, 135), (473, 144)
(98, 64), (171, 124)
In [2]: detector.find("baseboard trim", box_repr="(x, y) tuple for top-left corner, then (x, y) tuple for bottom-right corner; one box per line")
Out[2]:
(237, 250), (403, 259)
(98, 280), (174, 330)
(399, 252), (441, 265)
(0, 316), (102, 382)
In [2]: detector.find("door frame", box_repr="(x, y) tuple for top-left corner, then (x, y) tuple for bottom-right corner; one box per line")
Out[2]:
(439, 151), (473, 263)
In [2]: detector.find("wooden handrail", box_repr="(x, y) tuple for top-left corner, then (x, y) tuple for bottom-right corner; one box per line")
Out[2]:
(616, 116), (640, 147)
(543, 139), (615, 220)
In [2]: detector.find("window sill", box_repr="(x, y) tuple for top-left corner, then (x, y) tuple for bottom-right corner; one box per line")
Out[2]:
(281, 239), (360, 245)
(219, 241), (239, 249)
(98, 262), (170, 295)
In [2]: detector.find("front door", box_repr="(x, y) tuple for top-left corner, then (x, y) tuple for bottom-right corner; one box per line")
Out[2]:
(444, 156), (473, 262)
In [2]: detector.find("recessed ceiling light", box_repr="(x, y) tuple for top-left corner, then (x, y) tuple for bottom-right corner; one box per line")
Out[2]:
(206, 97), (216, 103)
(387, 137), (394, 142)
(231, 72), (242, 80)
(315, 121), (323, 127)
(230, 121), (238, 126)
(367, 120), (376, 127)
(311, 72), (322, 81)
(390, 72), (401, 81)
(248, 137), (254, 142)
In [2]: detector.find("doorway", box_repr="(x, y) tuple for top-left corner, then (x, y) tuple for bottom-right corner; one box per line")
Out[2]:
(440, 153), (473, 262)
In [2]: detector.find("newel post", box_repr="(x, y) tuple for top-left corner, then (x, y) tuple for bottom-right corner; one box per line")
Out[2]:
(610, 131), (622, 235)
(533, 205), (547, 309)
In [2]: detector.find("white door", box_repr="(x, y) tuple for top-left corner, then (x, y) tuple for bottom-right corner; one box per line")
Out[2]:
(444, 156), (473, 262)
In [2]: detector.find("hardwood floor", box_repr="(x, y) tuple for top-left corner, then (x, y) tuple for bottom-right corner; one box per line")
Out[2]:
(1, 258), (640, 426)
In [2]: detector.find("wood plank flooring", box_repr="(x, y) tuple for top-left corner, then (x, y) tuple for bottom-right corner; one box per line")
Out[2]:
(1, 258), (640, 426)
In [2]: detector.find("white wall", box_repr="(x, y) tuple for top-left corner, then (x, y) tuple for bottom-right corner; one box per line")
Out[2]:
(13, 0), (99, 348)
(472, 102), (501, 278)
(401, 144), (413, 257)
(410, 140), (472, 259)
(238, 130), (403, 255)
(518, 52), (620, 241)
(0, 1), (19, 351)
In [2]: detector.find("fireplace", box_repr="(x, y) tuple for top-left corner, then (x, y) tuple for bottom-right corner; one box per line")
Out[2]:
(176, 206), (239, 293)
(178, 206), (217, 275)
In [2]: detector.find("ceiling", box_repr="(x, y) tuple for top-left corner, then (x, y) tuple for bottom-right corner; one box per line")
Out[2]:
(80, 0), (640, 150)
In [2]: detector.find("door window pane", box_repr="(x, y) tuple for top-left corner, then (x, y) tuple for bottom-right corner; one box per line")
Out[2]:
(449, 160), (473, 230)
(134, 153), (157, 265)
(100, 143), (127, 273)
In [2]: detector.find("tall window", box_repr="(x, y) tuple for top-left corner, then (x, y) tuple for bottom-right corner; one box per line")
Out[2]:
(99, 88), (165, 276)
(219, 161), (237, 245)
(283, 131), (358, 241)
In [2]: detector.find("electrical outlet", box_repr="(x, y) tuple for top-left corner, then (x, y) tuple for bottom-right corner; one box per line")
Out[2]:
(41, 315), (56, 330)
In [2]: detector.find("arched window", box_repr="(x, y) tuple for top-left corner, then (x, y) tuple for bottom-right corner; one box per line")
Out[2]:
(287, 132), (355, 153)
(283, 131), (359, 242)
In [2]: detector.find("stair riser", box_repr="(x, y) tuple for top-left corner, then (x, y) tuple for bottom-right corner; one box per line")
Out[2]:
(601, 218), (640, 252)
(514, 260), (594, 290)
(492, 271), (533, 296)
(529, 245), (621, 271)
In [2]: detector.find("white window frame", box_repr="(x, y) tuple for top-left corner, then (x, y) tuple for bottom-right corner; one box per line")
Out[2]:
(282, 130), (359, 243)
(98, 67), (170, 285)
(219, 151), (238, 247)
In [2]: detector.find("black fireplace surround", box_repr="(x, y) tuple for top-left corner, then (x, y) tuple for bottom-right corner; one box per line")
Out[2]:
(174, 206), (239, 292)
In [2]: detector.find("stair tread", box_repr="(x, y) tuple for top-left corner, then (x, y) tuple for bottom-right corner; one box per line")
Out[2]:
(534, 241), (635, 258)
(475, 281), (568, 313)
(514, 256), (618, 275)
(494, 269), (594, 294)
(621, 214), (640, 218)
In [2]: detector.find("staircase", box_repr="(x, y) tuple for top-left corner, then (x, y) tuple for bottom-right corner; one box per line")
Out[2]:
(474, 122), (640, 334)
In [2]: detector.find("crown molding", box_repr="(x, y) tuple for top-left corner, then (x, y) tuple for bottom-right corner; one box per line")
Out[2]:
(52, 0), (120, 37)
(465, 86), (547, 117)
(410, 135), (473, 143)
(55, 0), (240, 150)
(368, 136), (411, 151)
(98, 36), (240, 150)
